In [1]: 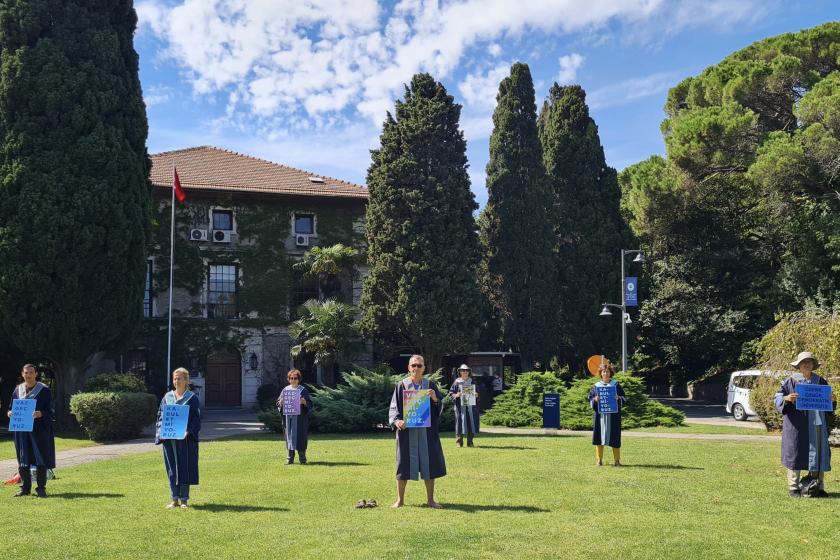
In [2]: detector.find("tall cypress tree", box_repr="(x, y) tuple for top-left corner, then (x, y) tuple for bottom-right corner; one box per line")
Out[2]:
(360, 73), (483, 371)
(0, 1), (151, 423)
(538, 85), (628, 370)
(480, 63), (557, 368)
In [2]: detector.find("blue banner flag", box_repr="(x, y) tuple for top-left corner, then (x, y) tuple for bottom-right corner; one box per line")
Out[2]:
(597, 385), (619, 414)
(159, 404), (190, 439)
(625, 276), (638, 307)
(795, 384), (833, 412)
(9, 399), (36, 432)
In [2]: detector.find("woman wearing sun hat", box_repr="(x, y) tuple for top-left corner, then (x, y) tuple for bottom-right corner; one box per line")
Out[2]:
(449, 364), (479, 447)
(773, 351), (837, 497)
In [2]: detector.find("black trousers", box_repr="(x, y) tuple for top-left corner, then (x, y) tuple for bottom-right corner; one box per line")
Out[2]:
(19, 466), (47, 493)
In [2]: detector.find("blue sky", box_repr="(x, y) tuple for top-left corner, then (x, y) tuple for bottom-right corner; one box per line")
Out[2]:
(134, 1), (839, 208)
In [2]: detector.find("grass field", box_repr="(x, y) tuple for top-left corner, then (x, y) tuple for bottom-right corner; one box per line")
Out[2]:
(0, 432), (837, 559)
(626, 423), (775, 436)
(0, 432), (97, 461)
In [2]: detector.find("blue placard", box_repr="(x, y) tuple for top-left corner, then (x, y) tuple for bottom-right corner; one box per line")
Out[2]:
(597, 385), (618, 414)
(159, 404), (190, 439)
(795, 383), (833, 412)
(625, 277), (638, 307)
(543, 393), (560, 428)
(282, 388), (301, 416)
(9, 399), (36, 432)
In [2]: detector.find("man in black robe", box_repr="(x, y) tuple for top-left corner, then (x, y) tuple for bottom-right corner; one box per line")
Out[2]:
(388, 354), (446, 508)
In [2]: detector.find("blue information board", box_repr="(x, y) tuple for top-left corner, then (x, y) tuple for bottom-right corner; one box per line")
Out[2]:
(597, 385), (619, 414)
(795, 384), (833, 412)
(9, 399), (36, 432)
(159, 404), (190, 439)
(625, 277), (638, 307)
(543, 393), (560, 429)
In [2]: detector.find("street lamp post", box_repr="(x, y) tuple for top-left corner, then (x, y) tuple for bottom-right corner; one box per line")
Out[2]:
(600, 249), (644, 372)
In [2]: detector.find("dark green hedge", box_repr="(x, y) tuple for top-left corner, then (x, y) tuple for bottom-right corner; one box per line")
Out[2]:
(482, 372), (566, 428)
(70, 392), (158, 441)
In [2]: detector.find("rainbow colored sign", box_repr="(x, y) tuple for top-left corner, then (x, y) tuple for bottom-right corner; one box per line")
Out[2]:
(403, 389), (431, 428)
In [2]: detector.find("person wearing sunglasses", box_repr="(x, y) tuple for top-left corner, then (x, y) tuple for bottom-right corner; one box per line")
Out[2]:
(277, 369), (313, 464)
(388, 355), (446, 508)
(7, 364), (55, 497)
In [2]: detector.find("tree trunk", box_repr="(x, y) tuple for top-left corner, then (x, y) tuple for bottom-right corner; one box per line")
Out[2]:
(52, 360), (85, 430)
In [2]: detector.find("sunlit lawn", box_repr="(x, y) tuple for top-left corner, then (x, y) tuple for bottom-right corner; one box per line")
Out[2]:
(0, 432), (97, 461)
(0, 432), (837, 559)
(626, 423), (775, 436)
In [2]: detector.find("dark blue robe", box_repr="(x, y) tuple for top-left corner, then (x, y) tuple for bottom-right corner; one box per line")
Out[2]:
(10, 383), (56, 469)
(389, 378), (446, 481)
(774, 374), (834, 471)
(278, 385), (312, 451)
(449, 378), (479, 436)
(588, 381), (625, 448)
(155, 391), (201, 486)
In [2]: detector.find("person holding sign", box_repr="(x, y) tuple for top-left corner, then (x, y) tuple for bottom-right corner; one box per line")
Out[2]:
(588, 363), (626, 467)
(388, 354), (446, 508)
(276, 369), (312, 464)
(774, 351), (836, 497)
(155, 367), (201, 508)
(449, 364), (479, 447)
(5, 364), (55, 497)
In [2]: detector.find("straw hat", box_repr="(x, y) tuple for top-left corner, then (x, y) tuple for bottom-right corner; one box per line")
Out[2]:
(790, 351), (820, 369)
(457, 364), (470, 371)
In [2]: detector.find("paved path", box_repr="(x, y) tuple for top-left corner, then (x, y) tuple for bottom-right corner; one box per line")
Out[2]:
(1, 408), (264, 475)
(652, 397), (765, 429)
(482, 426), (780, 442)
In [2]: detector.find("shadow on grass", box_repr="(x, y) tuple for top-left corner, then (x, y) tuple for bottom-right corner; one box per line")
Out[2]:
(303, 461), (369, 467)
(621, 464), (704, 471)
(48, 492), (125, 499)
(441, 503), (549, 513)
(473, 445), (538, 450)
(191, 503), (289, 513)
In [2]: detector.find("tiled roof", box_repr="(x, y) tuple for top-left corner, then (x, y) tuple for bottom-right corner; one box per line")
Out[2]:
(149, 146), (368, 199)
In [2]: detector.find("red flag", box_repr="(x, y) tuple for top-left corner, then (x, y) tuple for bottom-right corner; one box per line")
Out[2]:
(173, 167), (187, 203)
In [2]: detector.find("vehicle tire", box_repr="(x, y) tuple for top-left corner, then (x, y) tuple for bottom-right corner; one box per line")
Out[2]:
(732, 403), (747, 421)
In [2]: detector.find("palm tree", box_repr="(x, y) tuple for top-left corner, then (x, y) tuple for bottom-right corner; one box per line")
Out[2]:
(292, 244), (360, 302)
(290, 299), (363, 367)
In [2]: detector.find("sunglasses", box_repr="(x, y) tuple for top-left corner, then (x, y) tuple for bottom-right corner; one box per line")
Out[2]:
(409, 364), (425, 368)
(289, 376), (301, 380)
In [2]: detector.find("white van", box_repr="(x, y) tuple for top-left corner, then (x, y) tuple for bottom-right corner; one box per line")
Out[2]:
(725, 370), (789, 421)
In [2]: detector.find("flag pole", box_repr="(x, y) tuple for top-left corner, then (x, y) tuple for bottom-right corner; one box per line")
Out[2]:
(166, 164), (177, 391)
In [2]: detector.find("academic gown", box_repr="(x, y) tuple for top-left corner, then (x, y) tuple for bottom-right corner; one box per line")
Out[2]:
(10, 383), (56, 469)
(155, 391), (201, 486)
(388, 377), (446, 481)
(774, 374), (834, 472)
(449, 378), (480, 436)
(588, 381), (625, 448)
(278, 385), (312, 451)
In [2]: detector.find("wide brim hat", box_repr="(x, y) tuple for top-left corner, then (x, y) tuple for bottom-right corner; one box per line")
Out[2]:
(790, 351), (820, 369)
(457, 364), (470, 371)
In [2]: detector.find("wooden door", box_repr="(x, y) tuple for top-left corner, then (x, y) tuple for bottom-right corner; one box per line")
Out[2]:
(206, 347), (241, 406)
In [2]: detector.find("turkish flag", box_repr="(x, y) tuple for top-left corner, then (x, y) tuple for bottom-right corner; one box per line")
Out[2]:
(173, 167), (187, 203)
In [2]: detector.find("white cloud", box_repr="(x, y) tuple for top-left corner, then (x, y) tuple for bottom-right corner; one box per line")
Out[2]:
(587, 71), (684, 109)
(458, 63), (512, 111)
(143, 84), (173, 107)
(556, 53), (584, 84)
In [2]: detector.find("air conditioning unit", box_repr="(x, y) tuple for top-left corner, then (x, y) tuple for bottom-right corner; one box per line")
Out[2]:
(295, 234), (310, 247)
(190, 229), (208, 241)
(212, 230), (232, 243)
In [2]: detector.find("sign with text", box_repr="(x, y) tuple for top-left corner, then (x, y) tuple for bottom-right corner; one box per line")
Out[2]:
(461, 384), (476, 406)
(625, 277), (638, 307)
(597, 385), (619, 414)
(795, 384), (833, 412)
(403, 390), (431, 428)
(543, 393), (560, 429)
(282, 388), (302, 416)
(9, 399), (36, 432)
(159, 404), (189, 439)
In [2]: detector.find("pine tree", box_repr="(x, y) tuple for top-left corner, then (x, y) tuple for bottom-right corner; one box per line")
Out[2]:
(538, 85), (628, 371)
(0, 1), (151, 424)
(360, 73), (483, 370)
(480, 63), (557, 368)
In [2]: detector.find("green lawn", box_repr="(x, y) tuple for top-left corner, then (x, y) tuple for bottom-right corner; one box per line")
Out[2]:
(0, 432), (97, 460)
(626, 423), (776, 436)
(0, 432), (837, 559)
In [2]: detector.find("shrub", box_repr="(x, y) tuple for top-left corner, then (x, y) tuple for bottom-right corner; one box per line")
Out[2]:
(561, 374), (685, 430)
(84, 372), (147, 393)
(255, 382), (281, 411)
(750, 375), (784, 431)
(70, 392), (158, 441)
(256, 408), (284, 434)
(482, 372), (566, 428)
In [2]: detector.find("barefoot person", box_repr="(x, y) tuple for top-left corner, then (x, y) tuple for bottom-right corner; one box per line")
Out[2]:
(774, 351), (836, 497)
(6, 364), (55, 497)
(449, 364), (479, 447)
(588, 363), (626, 467)
(277, 368), (312, 464)
(388, 354), (446, 508)
(155, 367), (201, 508)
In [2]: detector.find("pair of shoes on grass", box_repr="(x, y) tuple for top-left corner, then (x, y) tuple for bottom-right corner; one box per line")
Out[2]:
(166, 500), (189, 509)
(355, 499), (378, 509)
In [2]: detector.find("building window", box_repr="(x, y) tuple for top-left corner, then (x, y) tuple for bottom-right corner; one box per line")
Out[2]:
(143, 260), (153, 317)
(294, 213), (315, 235)
(208, 264), (238, 319)
(125, 349), (149, 376)
(212, 209), (234, 231)
(292, 271), (318, 316)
